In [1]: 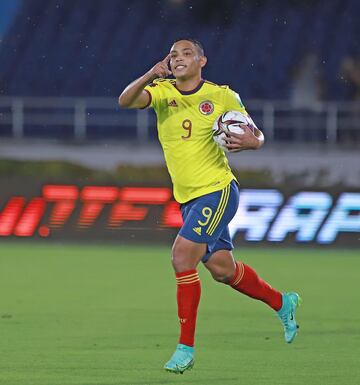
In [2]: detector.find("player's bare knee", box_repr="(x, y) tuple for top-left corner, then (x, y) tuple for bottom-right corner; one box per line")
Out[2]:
(171, 254), (193, 272)
(210, 270), (232, 284)
(206, 263), (234, 283)
(171, 242), (192, 272)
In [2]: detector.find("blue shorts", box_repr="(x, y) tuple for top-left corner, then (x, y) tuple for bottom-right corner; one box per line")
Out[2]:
(179, 180), (240, 263)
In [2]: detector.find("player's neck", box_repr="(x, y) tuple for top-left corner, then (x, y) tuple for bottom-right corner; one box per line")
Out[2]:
(175, 75), (203, 92)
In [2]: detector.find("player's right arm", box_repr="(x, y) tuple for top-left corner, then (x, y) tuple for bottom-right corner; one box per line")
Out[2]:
(118, 54), (171, 109)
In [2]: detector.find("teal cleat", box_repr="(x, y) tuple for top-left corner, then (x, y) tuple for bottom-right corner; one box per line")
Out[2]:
(277, 292), (301, 343)
(164, 344), (194, 374)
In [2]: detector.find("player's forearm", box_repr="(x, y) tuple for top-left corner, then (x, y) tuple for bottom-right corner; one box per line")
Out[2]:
(118, 72), (154, 108)
(119, 55), (171, 109)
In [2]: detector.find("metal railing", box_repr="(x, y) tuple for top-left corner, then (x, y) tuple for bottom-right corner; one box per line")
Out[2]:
(0, 96), (359, 144)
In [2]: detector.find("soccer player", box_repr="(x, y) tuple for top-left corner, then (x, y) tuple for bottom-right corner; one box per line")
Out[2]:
(119, 38), (301, 374)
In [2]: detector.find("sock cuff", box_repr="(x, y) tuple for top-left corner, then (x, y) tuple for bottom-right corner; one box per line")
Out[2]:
(229, 262), (245, 287)
(176, 269), (200, 285)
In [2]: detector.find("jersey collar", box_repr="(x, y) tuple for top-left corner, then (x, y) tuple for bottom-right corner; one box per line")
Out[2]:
(174, 79), (205, 95)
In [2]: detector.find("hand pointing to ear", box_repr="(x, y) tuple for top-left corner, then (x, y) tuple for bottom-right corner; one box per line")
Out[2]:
(147, 54), (172, 80)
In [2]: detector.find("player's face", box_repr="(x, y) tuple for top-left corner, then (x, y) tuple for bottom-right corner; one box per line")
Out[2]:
(169, 40), (207, 81)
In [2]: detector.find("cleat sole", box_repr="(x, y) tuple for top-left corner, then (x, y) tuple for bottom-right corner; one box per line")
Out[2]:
(165, 360), (194, 374)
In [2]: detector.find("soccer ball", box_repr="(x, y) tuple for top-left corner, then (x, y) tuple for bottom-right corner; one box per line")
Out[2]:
(212, 110), (256, 152)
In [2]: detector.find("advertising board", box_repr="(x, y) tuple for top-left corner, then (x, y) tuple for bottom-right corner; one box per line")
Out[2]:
(1, 183), (359, 246)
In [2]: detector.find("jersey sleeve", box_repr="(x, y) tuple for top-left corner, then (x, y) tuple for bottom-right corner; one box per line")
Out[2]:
(223, 86), (259, 129)
(143, 79), (163, 110)
(223, 86), (248, 114)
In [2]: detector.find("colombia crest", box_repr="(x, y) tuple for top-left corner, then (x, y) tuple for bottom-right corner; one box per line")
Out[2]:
(199, 100), (214, 115)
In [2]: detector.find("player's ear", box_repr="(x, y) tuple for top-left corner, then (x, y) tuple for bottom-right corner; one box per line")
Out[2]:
(200, 56), (207, 68)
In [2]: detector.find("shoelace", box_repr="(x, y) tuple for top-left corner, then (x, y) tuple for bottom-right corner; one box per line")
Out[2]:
(280, 312), (290, 329)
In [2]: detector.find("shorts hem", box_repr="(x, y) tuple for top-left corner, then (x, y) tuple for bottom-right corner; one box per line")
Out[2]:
(202, 245), (234, 263)
(178, 230), (210, 244)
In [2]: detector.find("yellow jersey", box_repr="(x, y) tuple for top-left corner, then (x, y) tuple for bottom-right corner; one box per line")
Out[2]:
(144, 78), (248, 203)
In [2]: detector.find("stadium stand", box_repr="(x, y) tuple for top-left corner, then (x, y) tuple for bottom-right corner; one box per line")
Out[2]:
(0, 0), (358, 100)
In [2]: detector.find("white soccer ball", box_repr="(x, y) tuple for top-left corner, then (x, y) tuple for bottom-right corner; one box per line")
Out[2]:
(212, 110), (256, 152)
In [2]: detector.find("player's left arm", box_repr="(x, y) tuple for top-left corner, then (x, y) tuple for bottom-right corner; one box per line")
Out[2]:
(223, 87), (265, 151)
(225, 125), (265, 151)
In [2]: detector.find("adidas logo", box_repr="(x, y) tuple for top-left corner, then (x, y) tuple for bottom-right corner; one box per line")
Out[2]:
(168, 99), (178, 107)
(193, 226), (202, 235)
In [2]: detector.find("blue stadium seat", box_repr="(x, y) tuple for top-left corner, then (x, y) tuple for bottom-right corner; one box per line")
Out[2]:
(0, 0), (357, 102)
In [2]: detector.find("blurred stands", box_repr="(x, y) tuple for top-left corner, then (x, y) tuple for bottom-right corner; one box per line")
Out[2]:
(0, 0), (358, 100)
(0, 0), (21, 36)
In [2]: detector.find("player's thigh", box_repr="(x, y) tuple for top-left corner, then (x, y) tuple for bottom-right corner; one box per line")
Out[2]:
(202, 218), (238, 283)
(171, 234), (207, 272)
(204, 248), (236, 283)
(172, 201), (208, 271)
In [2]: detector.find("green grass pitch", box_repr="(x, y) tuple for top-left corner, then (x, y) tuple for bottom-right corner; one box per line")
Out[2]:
(0, 242), (359, 385)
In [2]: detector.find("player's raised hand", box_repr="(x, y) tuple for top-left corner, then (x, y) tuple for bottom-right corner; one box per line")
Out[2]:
(225, 125), (263, 151)
(147, 54), (172, 80)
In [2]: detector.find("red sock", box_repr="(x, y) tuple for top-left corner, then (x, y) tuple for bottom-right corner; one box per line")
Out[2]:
(229, 262), (282, 311)
(175, 269), (201, 347)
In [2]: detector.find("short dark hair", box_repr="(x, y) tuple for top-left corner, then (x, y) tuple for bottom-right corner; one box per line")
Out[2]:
(173, 38), (205, 56)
